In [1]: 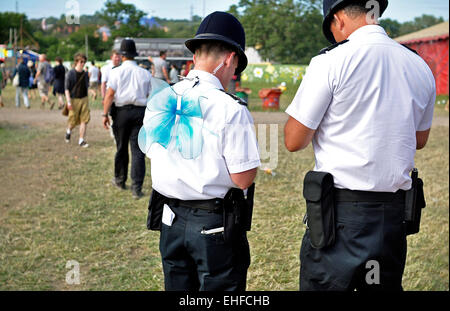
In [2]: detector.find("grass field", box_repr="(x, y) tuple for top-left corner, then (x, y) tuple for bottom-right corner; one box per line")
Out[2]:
(0, 84), (448, 291)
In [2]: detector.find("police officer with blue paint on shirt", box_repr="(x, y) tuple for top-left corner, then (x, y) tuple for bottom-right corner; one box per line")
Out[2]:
(103, 38), (152, 199)
(139, 12), (260, 291)
(284, 0), (435, 290)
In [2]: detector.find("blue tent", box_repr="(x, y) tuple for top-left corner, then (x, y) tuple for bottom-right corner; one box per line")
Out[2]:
(22, 50), (39, 61)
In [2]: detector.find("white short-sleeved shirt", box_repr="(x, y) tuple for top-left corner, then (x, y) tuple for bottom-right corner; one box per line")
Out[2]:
(144, 69), (261, 200)
(107, 60), (152, 107)
(286, 25), (436, 192)
(88, 66), (99, 82)
(101, 62), (113, 84)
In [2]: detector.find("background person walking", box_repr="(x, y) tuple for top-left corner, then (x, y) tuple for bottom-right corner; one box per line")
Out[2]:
(13, 57), (31, 109)
(101, 50), (121, 140)
(64, 53), (90, 148)
(53, 57), (66, 110)
(34, 54), (54, 109)
(88, 60), (100, 101)
(27, 60), (38, 100)
(102, 39), (152, 199)
(169, 63), (179, 83)
(152, 50), (171, 83)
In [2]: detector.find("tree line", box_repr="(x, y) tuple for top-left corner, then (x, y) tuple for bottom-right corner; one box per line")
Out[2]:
(0, 0), (445, 64)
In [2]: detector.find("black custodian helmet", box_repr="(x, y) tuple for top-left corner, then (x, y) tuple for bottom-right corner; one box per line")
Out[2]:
(322, 0), (388, 44)
(185, 11), (248, 74)
(119, 38), (139, 58)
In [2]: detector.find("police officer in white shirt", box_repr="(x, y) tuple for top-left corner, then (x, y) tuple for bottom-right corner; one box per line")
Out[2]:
(103, 38), (152, 199)
(101, 50), (121, 139)
(284, 0), (435, 291)
(101, 50), (121, 100)
(139, 12), (260, 291)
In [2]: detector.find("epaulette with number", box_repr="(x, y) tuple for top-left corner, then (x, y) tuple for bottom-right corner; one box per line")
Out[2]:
(219, 89), (248, 106)
(318, 39), (349, 55)
(401, 44), (419, 55)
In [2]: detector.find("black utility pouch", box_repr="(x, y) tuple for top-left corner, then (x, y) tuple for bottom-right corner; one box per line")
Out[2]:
(242, 183), (255, 231)
(303, 171), (335, 249)
(146, 189), (166, 231)
(405, 169), (426, 235)
(223, 185), (255, 243)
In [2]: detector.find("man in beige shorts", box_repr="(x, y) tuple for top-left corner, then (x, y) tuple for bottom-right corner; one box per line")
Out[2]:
(64, 53), (90, 148)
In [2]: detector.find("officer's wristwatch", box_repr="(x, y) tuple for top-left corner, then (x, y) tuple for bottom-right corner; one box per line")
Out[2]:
(102, 113), (108, 117)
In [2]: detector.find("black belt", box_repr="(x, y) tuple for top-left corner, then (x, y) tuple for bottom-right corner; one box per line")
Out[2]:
(334, 188), (406, 203)
(116, 104), (146, 109)
(166, 197), (224, 211)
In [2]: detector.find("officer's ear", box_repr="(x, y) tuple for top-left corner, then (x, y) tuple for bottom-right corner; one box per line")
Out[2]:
(332, 12), (345, 32)
(224, 51), (237, 68)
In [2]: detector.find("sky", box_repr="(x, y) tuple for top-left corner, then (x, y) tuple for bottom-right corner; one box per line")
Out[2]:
(0, 0), (448, 23)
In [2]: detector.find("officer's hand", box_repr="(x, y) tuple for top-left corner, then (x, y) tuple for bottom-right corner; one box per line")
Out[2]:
(103, 115), (110, 130)
(67, 102), (72, 110)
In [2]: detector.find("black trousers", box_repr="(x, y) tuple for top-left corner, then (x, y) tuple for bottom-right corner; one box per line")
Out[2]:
(300, 200), (407, 291)
(111, 105), (146, 191)
(160, 203), (250, 291)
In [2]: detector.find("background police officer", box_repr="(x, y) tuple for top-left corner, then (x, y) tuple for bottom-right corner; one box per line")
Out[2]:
(142, 12), (260, 291)
(103, 39), (152, 199)
(284, 0), (435, 290)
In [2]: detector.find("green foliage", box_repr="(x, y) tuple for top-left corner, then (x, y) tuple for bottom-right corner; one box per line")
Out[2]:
(0, 12), (34, 46)
(398, 14), (445, 36)
(156, 17), (201, 38)
(2, 2), (446, 63)
(236, 0), (328, 64)
(98, 0), (145, 28)
(379, 18), (402, 38)
(33, 25), (110, 62)
(96, 0), (167, 38)
(381, 14), (445, 39)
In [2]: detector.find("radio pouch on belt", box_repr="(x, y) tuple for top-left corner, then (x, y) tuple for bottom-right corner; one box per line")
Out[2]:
(223, 183), (255, 243)
(405, 169), (426, 235)
(243, 183), (255, 231)
(147, 189), (166, 231)
(303, 171), (335, 249)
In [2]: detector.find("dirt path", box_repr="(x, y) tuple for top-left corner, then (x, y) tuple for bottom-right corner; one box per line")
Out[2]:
(0, 108), (111, 218)
(0, 108), (448, 127)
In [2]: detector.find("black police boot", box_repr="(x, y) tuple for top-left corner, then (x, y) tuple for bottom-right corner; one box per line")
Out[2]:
(111, 178), (126, 190)
(131, 185), (144, 200)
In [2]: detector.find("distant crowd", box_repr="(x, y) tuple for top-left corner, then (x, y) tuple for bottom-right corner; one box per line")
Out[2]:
(0, 50), (191, 111)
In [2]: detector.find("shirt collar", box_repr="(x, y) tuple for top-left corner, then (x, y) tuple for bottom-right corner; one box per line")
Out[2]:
(122, 60), (137, 67)
(186, 69), (224, 90)
(348, 25), (387, 41)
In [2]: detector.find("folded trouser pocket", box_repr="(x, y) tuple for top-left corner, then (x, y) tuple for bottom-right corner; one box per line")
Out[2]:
(303, 171), (335, 249)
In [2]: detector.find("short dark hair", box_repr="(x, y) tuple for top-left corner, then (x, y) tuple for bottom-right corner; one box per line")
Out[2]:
(55, 56), (63, 64)
(342, 3), (371, 19)
(160, 50), (167, 57)
(194, 40), (235, 59)
(74, 53), (87, 64)
(91, 60), (95, 65)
